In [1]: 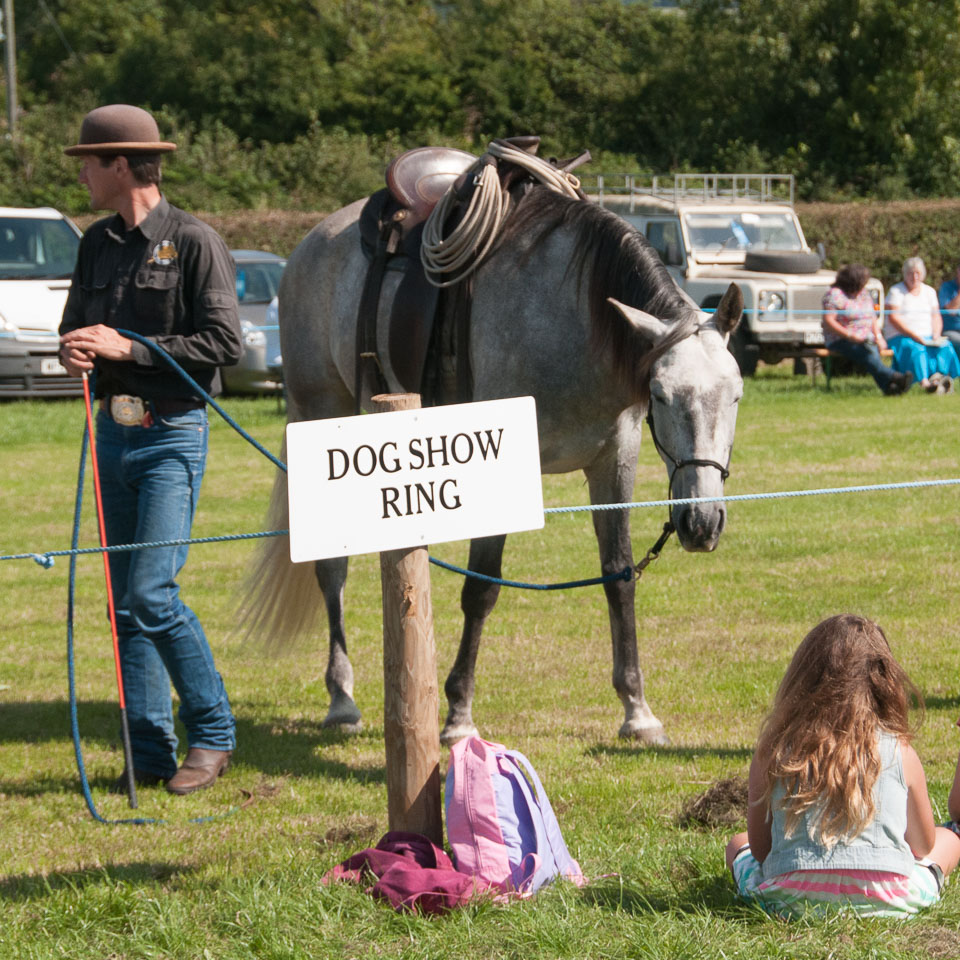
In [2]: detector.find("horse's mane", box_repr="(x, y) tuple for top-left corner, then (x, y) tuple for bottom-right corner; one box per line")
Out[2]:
(499, 187), (700, 406)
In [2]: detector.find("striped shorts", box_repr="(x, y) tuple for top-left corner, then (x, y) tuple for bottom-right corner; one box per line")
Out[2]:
(731, 845), (943, 919)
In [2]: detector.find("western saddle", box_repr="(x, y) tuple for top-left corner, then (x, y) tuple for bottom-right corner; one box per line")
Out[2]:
(355, 136), (586, 409)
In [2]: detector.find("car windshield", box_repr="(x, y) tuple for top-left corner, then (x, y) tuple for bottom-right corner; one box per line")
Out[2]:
(683, 212), (803, 252)
(235, 260), (286, 304)
(0, 217), (80, 280)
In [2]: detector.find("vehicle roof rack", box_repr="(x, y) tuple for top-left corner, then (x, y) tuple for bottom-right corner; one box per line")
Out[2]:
(582, 173), (795, 210)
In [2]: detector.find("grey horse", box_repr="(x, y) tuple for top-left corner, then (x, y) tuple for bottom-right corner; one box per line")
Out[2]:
(244, 187), (743, 745)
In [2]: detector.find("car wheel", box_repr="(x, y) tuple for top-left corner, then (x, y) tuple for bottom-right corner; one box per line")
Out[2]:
(703, 295), (758, 377)
(728, 325), (759, 377)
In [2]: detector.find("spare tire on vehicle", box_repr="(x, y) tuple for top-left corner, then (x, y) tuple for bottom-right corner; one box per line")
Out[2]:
(743, 250), (822, 274)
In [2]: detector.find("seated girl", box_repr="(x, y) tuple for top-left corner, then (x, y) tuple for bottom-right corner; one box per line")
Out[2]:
(726, 614), (960, 918)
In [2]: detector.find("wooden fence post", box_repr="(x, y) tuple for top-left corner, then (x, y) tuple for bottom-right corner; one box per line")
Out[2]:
(371, 393), (442, 845)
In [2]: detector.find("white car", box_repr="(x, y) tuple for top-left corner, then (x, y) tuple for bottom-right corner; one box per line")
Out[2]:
(0, 207), (83, 398)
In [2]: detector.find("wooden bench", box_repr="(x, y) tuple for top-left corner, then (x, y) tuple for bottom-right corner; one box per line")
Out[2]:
(801, 347), (894, 389)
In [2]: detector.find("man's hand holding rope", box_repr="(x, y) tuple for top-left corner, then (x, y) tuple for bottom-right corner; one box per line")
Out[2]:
(60, 324), (135, 375)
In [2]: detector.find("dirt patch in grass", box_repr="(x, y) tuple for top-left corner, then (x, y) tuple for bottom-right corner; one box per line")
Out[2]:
(677, 776), (748, 829)
(907, 925), (960, 959)
(322, 814), (380, 847)
(253, 775), (288, 799)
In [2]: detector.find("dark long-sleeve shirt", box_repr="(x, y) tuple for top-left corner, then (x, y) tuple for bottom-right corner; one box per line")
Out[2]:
(60, 196), (242, 400)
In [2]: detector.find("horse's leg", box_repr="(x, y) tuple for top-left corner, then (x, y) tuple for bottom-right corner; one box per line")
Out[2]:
(313, 556), (362, 730)
(440, 534), (507, 745)
(585, 441), (669, 745)
(283, 386), (362, 731)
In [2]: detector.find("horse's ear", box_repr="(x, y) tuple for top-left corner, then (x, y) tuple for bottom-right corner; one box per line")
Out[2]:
(607, 298), (669, 343)
(714, 284), (743, 337)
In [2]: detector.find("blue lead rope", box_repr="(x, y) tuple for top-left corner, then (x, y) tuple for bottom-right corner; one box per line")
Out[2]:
(64, 365), (236, 826)
(428, 556), (632, 589)
(117, 329), (286, 473)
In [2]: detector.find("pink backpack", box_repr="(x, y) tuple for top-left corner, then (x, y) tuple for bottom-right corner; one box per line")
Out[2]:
(445, 735), (586, 895)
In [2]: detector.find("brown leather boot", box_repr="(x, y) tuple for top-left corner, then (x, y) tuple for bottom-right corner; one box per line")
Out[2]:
(165, 747), (232, 795)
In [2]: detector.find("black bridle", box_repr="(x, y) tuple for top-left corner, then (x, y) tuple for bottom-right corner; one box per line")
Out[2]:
(645, 409), (731, 499)
(632, 409), (731, 579)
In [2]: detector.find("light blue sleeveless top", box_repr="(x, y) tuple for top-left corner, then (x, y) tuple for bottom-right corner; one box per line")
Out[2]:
(762, 730), (915, 878)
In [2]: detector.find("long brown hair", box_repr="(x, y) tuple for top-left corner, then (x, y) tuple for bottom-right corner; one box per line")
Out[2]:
(756, 614), (922, 847)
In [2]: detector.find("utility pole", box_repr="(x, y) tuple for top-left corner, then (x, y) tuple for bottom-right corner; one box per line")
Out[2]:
(1, 0), (16, 139)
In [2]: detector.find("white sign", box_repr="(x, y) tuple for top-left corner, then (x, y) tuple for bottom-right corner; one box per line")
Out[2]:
(286, 397), (544, 562)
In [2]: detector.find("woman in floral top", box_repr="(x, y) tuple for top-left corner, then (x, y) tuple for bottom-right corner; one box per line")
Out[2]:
(822, 264), (912, 395)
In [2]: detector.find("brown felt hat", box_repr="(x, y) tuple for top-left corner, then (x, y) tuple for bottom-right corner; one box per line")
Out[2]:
(64, 104), (177, 156)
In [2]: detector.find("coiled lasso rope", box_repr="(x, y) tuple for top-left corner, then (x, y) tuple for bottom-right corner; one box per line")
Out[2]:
(420, 140), (582, 288)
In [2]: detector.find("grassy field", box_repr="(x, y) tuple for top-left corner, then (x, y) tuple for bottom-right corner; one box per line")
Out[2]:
(2, 368), (960, 959)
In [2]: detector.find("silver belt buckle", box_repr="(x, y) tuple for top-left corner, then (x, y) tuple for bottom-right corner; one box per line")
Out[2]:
(110, 394), (146, 426)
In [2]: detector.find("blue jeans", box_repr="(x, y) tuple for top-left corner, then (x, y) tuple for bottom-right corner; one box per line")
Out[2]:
(96, 407), (235, 778)
(827, 339), (898, 393)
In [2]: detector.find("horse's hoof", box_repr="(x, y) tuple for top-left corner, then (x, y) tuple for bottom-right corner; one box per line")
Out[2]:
(618, 720), (670, 746)
(439, 721), (478, 746)
(323, 697), (362, 732)
(323, 720), (363, 735)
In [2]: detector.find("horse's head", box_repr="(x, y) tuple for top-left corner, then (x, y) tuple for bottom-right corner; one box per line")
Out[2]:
(609, 285), (743, 552)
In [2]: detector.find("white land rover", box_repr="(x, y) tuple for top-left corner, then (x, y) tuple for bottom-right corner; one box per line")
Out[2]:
(588, 174), (884, 375)
(0, 207), (83, 398)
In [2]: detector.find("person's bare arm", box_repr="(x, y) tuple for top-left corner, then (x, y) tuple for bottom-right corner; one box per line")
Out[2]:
(886, 309), (925, 343)
(746, 751), (773, 864)
(931, 304), (944, 339)
(872, 314), (886, 350)
(948, 727), (960, 823)
(902, 741), (936, 858)
(823, 311), (864, 343)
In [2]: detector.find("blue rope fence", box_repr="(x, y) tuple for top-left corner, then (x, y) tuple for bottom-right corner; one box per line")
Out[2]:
(542, 477), (960, 514)
(6, 477), (960, 582)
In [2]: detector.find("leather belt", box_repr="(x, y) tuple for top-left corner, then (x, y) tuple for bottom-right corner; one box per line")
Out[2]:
(99, 394), (204, 427)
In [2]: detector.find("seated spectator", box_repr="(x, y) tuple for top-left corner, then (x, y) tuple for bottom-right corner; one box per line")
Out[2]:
(885, 257), (960, 394)
(936, 261), (960, 356)
(726, 615), (960, 919)
(822, 264), (911, 395)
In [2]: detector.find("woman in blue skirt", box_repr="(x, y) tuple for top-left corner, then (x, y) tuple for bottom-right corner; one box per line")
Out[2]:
(885, 257), (960, 394)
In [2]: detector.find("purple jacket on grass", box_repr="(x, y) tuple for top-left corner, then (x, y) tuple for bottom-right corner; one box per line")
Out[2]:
(322, 830), (500, 913)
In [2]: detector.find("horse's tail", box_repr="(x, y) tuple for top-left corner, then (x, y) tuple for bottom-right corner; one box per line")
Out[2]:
(238, 450), (323, 648)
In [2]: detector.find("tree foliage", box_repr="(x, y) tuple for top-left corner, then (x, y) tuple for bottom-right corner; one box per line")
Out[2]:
(5, 0), (960, 212)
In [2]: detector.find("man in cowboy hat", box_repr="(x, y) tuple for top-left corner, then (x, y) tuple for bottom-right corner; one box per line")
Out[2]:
(59, 105), (241, 796)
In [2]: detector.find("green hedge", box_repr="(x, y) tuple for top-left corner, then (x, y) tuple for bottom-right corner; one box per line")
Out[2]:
(73, 201), (960, 296)
(799, 201), (960, 291)
(72, 210), (328, 259)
